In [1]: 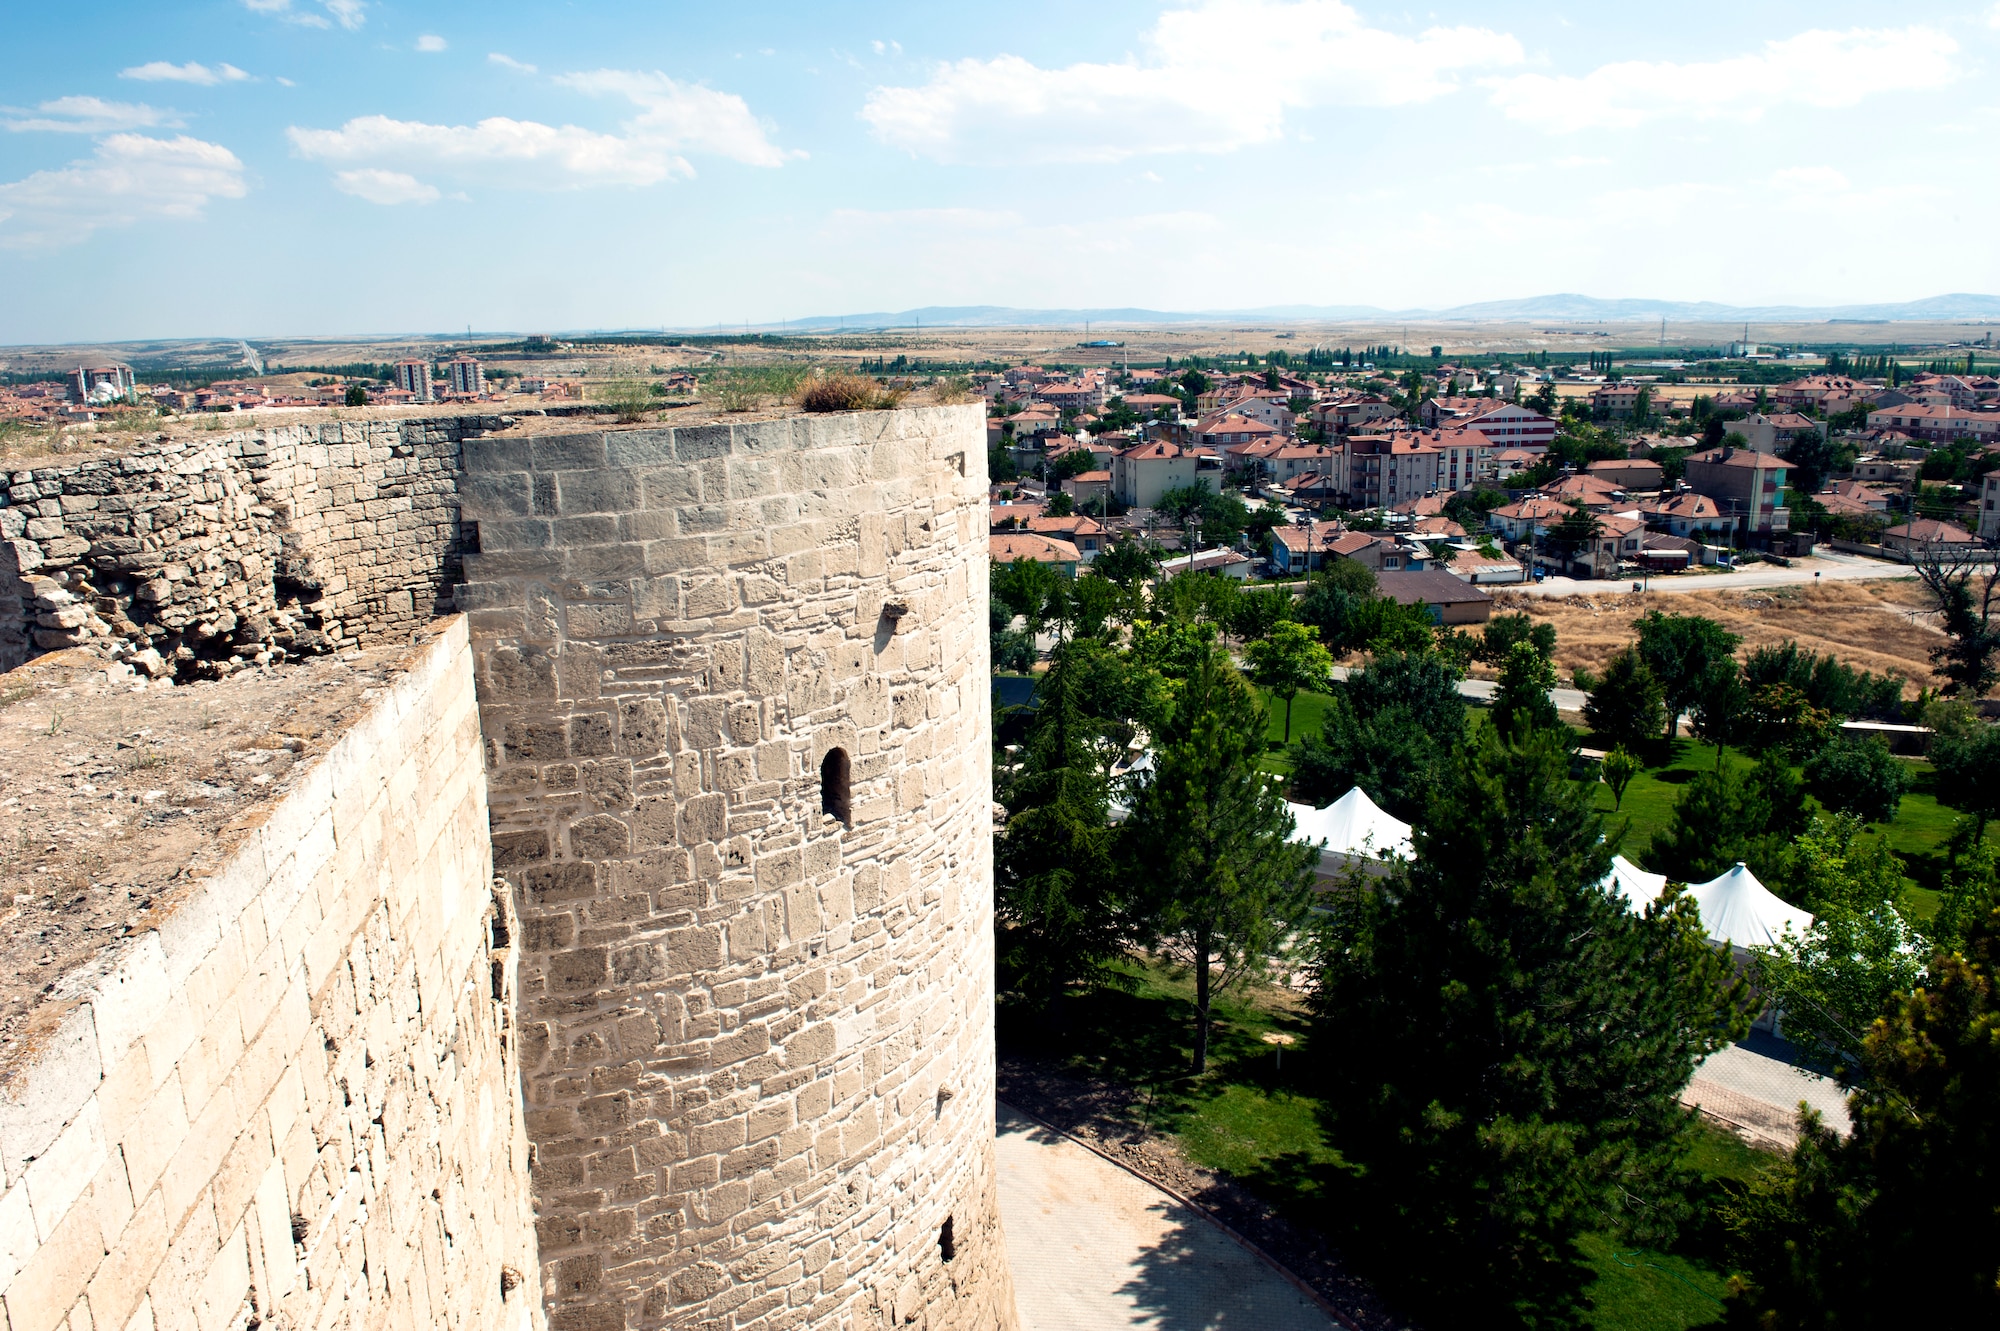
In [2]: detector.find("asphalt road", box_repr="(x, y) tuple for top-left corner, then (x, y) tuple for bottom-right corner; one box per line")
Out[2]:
(1505, 549), (1914, 598)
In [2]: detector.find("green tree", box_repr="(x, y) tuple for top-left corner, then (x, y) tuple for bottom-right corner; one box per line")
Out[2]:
(343, 383), (368, 406)
(1602, 746), (1641, 812)
(1043, 490), (1075, 518)
(1230, 583), (1293, 642)
(996, 645), (1129, 1015)
(1724, 902), (2000, 1327)
(1585, 648), (1668, 753)
(1742, 681), (1834, 759)
(1690, 664), (1751, 770)
(987, 441), (1021, 483)
(1047, 449), (1098, 484)
(1636, 610), (1743, 740)
(1479, 610), (1557, 664)
(1316, 725), (1744, 1325)
(1123, 657), (1318, 1074)
(992, 557), (1061, 637)
(1803, 735), (1912, 824)
(1246, 620), (1333, 743)
(1294, 650), (1468, 819)
(1058, 572), (1120, 642)
(1489, 638), (1559, 735)
(1647, 754), (1809, 881)
(1094, 540), (1160, 595)
(1931, 721), (2000, 840)
(1754, 816), (1922, 1070)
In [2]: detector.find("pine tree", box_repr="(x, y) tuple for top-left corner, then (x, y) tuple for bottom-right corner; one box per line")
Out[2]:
(1585, 648), (1667, 752)
(995, 644), (1128, 1016)
(1123, 654), (1318, 1074)
(1316, 725), (1743, 1323)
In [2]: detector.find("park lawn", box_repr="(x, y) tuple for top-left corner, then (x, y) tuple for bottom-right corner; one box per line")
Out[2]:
(1586, 741), (1985, 924)
(1001, 957), (1775, 1331)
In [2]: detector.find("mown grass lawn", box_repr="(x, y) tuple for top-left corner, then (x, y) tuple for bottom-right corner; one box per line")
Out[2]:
(1001, 957), (1776, 1331)
(1582, 738), (1989, 924)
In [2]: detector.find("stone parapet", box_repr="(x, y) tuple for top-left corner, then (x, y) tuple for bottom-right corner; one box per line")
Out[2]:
(0, 616), (541, 1331)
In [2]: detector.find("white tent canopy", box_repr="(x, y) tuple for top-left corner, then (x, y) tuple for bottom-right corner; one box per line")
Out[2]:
(1287, 786), (1413, 863)
(1602, 857), (1814, 950)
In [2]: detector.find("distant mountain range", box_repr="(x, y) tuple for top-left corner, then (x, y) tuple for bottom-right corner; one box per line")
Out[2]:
(770, 294), (2000, 331)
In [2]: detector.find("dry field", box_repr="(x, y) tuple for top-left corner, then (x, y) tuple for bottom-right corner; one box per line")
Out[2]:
(1489, 578), (1944, 690)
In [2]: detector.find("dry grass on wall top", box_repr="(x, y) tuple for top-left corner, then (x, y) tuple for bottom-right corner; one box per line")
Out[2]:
(800, 370), (908, 413)
(1490, 578), (1945, 691)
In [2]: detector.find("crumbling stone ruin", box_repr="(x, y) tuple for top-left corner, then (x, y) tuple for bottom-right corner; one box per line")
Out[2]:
(0, 404), (1016, 1331)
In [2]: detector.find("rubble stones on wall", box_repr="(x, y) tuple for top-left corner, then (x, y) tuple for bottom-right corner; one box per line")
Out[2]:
(0, 418), (491, 677)
(0, 618), (542, 1331)
(458, 405), (1020, 1331)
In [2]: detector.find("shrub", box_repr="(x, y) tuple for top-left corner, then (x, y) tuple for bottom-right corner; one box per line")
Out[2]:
(800, 372), (903, 413)
(1804, 734), (1912, 824)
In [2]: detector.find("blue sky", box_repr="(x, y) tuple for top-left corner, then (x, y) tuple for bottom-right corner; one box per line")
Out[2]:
(3, 1), (1999, 343)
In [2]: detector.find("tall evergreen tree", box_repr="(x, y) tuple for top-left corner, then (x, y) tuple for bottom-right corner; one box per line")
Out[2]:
(1490, 638), (1560, 735)
(1584, 648), (1667, 753)
(1316, 725), (1743, 1324)
(1123, 654), (1318, 1074)
(995, 645), (1127, 1016)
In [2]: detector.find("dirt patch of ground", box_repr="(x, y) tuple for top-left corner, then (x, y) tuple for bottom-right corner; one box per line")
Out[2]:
(1490, 579), (1943, 688)
(998, 1055), (1411, 1331)
(0, 628), (448, 1072)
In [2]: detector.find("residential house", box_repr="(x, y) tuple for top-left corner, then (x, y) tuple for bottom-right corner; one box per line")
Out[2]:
(1558, 512), (1646, 580)
(1120, 393), (1184, 418)
(1060, 471), (1113, 506)
(1111, 440), (1199, 509)
(1642, 493), (1733, 542)
(1195, 412), (1282, 451)
(1376, 569), (1494, 625)
(1824, 479), (1893, 511)
(1882, 519), (1979, 556)
(1427, 426), (1497, 492)
(1684, 446), (1796, 536)
(1344, 434), (1441, 509)
(1420, 400), (1555, 449)
(1983, 472), (2000, 540)
(1585, 458), (1666, 492)
(1268, 520), (1347, 575)
(1865, 404), (2000, 443)
(1162, 547), (1254, 580)
(1279, 472), (1342, 506)
(1028, 514), (1108, 561)
(1849, 454), (1922, 490)
(1591, 383), (1644, 417)
(1487, 495), (1573, 543)
(1263, 443), (1339, 485)
(1772, 375), (1869, 409)
(1540, 473), (1626, 508)
(989, 532), (1081, 578)
(1315, 396), (1399, 434)
(1735, 411), (1817, 454)
(1447, 550), (1529, 585)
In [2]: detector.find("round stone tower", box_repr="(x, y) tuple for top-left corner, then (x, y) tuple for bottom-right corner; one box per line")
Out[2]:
(456, 404), (1018, 1330)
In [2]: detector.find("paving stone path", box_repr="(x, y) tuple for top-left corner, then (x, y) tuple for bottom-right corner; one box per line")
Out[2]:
(996, 1103), (1340, 1330)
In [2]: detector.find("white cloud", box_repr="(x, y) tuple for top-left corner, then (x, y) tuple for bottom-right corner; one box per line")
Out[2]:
(3, 97), (181, 134)
(290, 114), (687, 187)
(289, 72), (790, 196)
(333, 167), (440, 204)
(416, 35), (447, 53)
(861, 0), (1522, 164)
(1486, 27), (1959, 131)
(241, 0), (364, 31)
(489, 53), (537, 73)
(0, 134), (247, 250)
(871, 40), (902, 56)
(120, 61), (251, 86)
(552, 70), (795, 166)
(1990, 3), (2000, 30)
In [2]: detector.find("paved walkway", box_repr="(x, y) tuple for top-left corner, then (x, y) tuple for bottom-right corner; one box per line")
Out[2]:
(996, 1104), (1337, 1331)
(1682, 1034), (1852, 1148)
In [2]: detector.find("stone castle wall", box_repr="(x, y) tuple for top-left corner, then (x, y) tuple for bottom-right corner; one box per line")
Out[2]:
(0, 618), (541, 1331)
(456, 405), (1018, 1330)
(1, 418), (490, 676)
